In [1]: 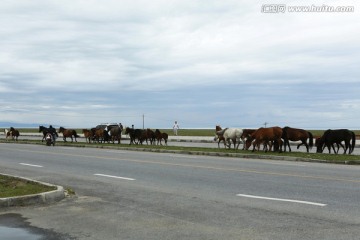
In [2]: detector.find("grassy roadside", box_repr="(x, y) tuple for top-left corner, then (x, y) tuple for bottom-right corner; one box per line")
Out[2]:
(0, 174), (56, 198)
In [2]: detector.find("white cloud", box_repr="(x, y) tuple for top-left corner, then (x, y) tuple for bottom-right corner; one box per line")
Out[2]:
(0, 0), (359, 128)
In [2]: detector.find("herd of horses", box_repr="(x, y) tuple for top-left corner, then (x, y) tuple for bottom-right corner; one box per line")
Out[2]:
(3, 125), (357, 154)
(37, 125), (169, 146)
(214, 125), (356, 154)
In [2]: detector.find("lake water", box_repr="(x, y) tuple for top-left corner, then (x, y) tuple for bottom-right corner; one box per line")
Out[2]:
(0, 226), (41, 240)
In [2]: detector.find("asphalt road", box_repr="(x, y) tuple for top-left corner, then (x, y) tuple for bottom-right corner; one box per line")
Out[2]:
(0, 143), (360, 239)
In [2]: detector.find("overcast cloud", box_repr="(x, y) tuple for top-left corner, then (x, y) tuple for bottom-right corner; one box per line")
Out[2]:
(0, 0), (359, 129)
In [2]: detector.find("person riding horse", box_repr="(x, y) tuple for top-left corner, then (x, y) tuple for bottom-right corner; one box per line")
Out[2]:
(39, 125), (58, 144)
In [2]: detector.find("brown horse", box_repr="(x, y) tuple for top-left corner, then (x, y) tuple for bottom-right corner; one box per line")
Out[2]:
(92, 128), (110, 143)
(282, 126), (313, 153)
(246, 127), (283, 153)
(82, 129), (93, 143)
(138, 130), (150, 145)
(240, 129), (256, 150)
(214, 125), (226, 148)
(9, 127), (20, 141)
(144, 129), (156, 145)
(58, 127), (80, 142)
(154, 129), (168, 146)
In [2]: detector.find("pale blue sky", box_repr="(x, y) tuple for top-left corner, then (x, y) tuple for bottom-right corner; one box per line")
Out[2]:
(0, 0), (359, 129)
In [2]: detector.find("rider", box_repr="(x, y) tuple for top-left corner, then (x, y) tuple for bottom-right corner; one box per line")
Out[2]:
(48, 125), (58, 142)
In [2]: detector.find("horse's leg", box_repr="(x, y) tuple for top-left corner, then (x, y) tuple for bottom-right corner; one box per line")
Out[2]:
(298, 140), (308, 152)
(277, 139), (283, 153)
(339, 143), (350, 152)
(223, 139), (228, 149)
(236, 140), (240, 150)
(227, 139), (232, 149)
(304, 142), (309, 153)
(287, 140), (291, 152)
(263, 141), (268, 152)
(252, 140), (258, 152)
(343, 141), (349, 154)
(329, 143), (336, 154)
(269, 141), (274, 152)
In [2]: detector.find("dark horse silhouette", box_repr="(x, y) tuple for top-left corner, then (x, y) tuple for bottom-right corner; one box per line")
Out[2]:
(282, 126), (314, 153)
(39, 125), (58, 142)
(105, 125), (123, 144)
(124, 127), (144, 145)
(316, 129), (355, 154)
(154, 129), (168, 146)
(9, 127), (20, 141)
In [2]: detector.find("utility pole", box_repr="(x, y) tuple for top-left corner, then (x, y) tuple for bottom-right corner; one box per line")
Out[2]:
(142, 114), (145, 129)
(263, 122), (268, 128)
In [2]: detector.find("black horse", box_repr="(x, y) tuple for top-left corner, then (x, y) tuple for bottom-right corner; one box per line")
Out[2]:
(316, 129), (355, 154)
(124, 127), (144, 145)
(39, 125), (58, 142)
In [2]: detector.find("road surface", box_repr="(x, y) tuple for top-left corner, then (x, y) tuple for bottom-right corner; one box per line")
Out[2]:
(0, 143), (359, 239)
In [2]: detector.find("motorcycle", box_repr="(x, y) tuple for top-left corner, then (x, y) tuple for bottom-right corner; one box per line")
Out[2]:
(45, 132), (56, 146)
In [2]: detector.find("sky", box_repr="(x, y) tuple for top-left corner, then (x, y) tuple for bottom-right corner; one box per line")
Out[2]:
(0, 0), (359, 129)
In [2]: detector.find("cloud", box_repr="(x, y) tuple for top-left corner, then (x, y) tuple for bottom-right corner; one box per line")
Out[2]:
(0, 0), (359, 128)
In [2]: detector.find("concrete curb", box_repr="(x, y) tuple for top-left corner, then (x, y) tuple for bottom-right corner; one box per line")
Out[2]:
(0, 173), (65, 208)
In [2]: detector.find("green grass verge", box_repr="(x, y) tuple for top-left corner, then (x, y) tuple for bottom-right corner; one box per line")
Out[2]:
(0, 175), (56, 198)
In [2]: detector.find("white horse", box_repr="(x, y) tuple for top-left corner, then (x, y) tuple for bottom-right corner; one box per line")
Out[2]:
(215, 128), (243, 149)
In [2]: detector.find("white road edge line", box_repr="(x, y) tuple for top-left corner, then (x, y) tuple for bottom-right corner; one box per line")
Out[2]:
(94, 174), (135, 181)
(236, 194), (327, 207)
(19, 163), (43, 168)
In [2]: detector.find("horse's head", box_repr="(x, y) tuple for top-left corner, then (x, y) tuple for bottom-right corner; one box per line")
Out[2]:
(244, 137), (254, 150)
(124, 127), (131, 134)
(316, 137), (324, 153)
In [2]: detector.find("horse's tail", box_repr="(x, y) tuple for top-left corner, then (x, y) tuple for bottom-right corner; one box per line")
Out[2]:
(351, 131), (356, 154)
(308, 131), (314, 149)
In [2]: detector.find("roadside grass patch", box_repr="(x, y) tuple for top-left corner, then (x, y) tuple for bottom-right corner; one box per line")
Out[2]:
(0, 175), (56, 198)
